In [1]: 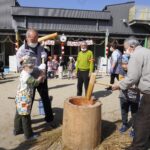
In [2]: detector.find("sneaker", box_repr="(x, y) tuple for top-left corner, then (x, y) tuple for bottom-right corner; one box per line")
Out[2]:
(45, 115), (54, 123)
(129, 129), (135, 138)
(25, 133), (39, 140)
(119, 124), (128, 133)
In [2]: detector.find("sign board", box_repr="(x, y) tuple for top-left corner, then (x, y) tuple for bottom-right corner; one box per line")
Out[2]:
(9, 55), (17, 72)
(97, 57), (111, 74)
(67, 40), (93, 47)
(42, 40), (55, 45)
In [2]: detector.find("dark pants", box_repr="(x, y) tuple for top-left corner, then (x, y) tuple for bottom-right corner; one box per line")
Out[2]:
(32, 79), (53, 122)
(120, 98), (139, 125)
(110, 73), (119, 84)
(128, 94), (150, 150)
(14, 112), (33, 138)
(0, 67), (4, 79)
(0, 72), (4, 78)
(47, 71), (54, 78)
(77, 70), (89, 96)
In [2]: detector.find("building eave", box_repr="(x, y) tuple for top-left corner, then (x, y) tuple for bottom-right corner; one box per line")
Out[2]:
(11, 6), (111, 20)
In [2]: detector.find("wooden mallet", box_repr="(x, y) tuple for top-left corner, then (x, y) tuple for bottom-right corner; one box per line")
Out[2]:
(86, 73), (96, 101)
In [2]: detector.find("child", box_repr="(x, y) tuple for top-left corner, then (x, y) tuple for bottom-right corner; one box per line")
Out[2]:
(67, 56), (75, 79)
(119, 54), (140, 137)
(58, 56), (64, 79)
(52, 55), (59, 78)
(14, 55), (44, 140)
(47, 56), (54, 78)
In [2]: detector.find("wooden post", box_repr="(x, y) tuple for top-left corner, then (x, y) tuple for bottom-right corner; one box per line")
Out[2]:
(62, 97), (102, 150)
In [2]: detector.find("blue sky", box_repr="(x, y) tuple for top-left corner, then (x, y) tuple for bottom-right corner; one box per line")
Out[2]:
(17, 0), (150, 10)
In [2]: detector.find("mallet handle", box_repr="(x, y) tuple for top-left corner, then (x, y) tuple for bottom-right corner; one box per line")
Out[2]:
(96, 82), (112, 87)
(86, 73), (96, 100)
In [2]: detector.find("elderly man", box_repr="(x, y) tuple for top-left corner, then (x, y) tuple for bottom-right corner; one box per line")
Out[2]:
(75, 42), (94, 96)
(112, 37), (150, 150)
(16, 28), (53, 123)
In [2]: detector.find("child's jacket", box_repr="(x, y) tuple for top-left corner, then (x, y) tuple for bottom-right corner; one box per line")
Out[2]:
(15, 70), (39, 115)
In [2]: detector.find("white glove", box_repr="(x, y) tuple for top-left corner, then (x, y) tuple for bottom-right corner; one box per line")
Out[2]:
(41, 52), (47, 59)
(38, 64), (46, 70)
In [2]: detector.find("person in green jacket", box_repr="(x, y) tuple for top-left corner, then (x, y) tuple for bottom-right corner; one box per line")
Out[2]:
(76, 42), (94, 96)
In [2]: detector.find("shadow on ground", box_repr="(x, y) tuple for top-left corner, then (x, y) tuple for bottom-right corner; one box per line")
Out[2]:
(93, 90), (112, 99)
(48, 83), (75, 90)
(0, 79), (15, 84)
(96, 75), (103, 79)
(0, 148), (7, 150)
(101, 120), (117, 141)
(12, 108), (63, 150)
(0, 75), (19, 84)
(5, 75), (19, 80)
(32, 107), (63, 133)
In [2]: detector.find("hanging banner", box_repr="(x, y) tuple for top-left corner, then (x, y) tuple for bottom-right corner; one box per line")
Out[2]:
(43, 40), (55, 45)
(67, 40), (93, 47)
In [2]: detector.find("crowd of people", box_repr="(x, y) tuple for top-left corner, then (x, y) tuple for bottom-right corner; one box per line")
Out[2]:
(11, 28), (150, 150)
(47, 55), (76, 79)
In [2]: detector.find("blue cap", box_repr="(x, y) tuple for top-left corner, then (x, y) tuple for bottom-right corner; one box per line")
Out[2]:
(122, 54), (129, 64)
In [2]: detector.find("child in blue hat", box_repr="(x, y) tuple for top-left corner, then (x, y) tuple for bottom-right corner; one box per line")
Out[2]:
(119, 54), (140, 138)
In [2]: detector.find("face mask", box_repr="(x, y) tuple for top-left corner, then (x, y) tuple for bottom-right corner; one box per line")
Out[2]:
(81, 48), (87, 52)
(125, 48), (133, 56)
(110, 47), (113, 52)
(28, 68), (33, 74)
(28, 43), (38, 48)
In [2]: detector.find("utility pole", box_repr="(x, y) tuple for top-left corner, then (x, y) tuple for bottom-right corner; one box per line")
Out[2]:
(104, 28), (109, 58)
(15, 30), (19, 51)
(105, 29), (109, 74)
(12, 19), (19, 51)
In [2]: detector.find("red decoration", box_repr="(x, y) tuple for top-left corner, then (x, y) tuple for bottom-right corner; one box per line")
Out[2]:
(106, 46), (109, 57)
(15, 42), (19, 51)
(61, 42), (65, 55)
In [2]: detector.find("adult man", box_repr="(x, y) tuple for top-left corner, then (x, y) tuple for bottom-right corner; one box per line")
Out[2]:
(16, 28), (53, 123)
(76, 42), (94, 96)
(112, 37), (150, 150)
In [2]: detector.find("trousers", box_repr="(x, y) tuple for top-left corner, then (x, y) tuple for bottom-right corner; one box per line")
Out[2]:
(14, 112), (33, 138)
(32, 79), (53, 122)
(77, 70), (89, 96)
(128, 94), (150, 150)
(120, 98), (139, 125)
